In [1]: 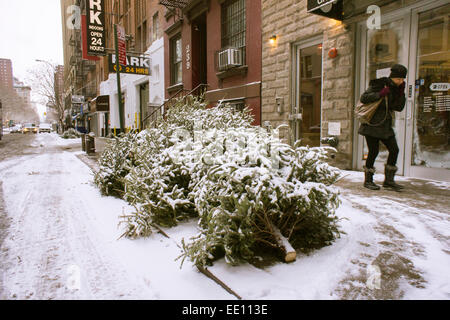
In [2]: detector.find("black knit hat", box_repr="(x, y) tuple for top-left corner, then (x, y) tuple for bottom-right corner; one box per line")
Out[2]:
(389, 64), (408, 78)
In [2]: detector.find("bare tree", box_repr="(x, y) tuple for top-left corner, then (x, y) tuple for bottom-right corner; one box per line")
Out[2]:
(28, 61), (66, 132)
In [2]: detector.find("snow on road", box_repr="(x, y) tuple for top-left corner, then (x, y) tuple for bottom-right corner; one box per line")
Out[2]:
(0, 133), (449, 300)
(0, 134), (228, 300)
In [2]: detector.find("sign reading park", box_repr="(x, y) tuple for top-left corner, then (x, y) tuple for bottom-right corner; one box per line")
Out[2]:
(86, 0), (106, 56)
(108, 54), (151, 76)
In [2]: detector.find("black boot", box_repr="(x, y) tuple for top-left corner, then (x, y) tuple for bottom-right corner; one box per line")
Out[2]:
(383, 165), (404, 191)
(364, 166), (380, 190)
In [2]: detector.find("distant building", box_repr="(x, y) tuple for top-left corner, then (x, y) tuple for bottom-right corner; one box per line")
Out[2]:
(13, 81), (32, 105)
(0, 58), (13, 89)
(55, 65), (64, 102)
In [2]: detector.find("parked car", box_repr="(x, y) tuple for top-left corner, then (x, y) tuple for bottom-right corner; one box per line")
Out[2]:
(10, 124), (22, 133)
(22, 123), (38, 134)
(39, 123), (52, 133)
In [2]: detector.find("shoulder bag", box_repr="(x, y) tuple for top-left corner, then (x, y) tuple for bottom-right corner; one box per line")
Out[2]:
(355, 89), (389, 126)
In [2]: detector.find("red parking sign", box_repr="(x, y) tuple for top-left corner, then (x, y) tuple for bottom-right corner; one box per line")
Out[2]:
(117, 25), (127, 66)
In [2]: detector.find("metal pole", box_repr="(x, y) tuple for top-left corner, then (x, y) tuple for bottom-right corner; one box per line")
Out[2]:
(114, 24), (124, 134)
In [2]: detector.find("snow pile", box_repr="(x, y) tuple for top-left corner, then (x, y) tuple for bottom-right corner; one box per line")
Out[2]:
(95, 95), (343, 267)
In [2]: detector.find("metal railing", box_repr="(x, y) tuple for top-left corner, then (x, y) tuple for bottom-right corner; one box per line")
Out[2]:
(142, 83), (208, 129)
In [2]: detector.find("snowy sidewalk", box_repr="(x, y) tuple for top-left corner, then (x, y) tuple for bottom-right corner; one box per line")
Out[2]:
(0, 134), (448, 300)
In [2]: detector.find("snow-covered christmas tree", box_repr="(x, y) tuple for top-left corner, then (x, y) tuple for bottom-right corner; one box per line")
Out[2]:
(95, 95), (343, 266)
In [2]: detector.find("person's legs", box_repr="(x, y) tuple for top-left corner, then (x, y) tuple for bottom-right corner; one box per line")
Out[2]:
(365, 136), (380, 169)
(382, 135), (399, 166)
(380, 136), (403, 190)
(364, 136), (381, 190)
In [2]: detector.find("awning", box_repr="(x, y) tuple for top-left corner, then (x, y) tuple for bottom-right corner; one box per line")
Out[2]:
(307, 0), (343, 20)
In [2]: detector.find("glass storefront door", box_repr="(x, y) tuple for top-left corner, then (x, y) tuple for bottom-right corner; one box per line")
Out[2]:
(357, 0), (450, 181)
(293, 39), (323, 147)
(358, 15), (409, 174)
(405, 3), (450, 181)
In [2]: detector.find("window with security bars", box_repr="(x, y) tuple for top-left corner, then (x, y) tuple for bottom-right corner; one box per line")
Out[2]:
(221, 0), (246, 49)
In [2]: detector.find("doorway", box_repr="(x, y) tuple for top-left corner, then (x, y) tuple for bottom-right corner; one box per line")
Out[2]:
(191, 13), (207, 90)
(292, 37), (323, 147)
(139, 82), (149, 131)
(356, 0), (450, 181)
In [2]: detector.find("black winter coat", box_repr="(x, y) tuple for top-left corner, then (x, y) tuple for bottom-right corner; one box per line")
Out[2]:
(358, 77), (406, 140)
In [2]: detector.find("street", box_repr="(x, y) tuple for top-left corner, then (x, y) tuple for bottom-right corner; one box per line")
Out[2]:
(0, 133), (449, 300)
(0, 133), (157, 299)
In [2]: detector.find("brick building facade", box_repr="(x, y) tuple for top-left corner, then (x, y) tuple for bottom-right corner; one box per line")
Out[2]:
(162, 0), (262, 125)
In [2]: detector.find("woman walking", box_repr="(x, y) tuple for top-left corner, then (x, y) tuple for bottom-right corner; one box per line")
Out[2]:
(359, 64), (407, 191)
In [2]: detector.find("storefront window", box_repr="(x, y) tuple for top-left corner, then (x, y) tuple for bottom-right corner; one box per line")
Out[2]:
(412, 4), (450, 169)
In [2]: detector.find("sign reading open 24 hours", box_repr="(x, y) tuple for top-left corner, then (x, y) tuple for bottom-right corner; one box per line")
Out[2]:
(86, 0), (106, 56)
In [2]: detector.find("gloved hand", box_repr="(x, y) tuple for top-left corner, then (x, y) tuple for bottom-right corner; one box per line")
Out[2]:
(398, 82), (406, 95)
(379, 87), (390, 97)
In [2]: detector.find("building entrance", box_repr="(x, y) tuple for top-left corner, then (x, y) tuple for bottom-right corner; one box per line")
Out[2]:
(293, 37), (323, 147)
(356, 0), (450, 181)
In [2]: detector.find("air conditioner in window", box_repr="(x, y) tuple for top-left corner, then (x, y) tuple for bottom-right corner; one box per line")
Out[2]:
(218, 48), (242, 70)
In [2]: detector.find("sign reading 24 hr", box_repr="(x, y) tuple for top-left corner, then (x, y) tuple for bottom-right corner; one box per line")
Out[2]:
(86, 0), (106, 56)
(108, 54), (151, 75)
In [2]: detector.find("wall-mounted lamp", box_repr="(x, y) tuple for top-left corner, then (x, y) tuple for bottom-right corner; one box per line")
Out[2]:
(269, 35), (277, 45)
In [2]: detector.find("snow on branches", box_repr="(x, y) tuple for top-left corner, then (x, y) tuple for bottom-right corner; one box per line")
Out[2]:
(94, 95), (343, 266)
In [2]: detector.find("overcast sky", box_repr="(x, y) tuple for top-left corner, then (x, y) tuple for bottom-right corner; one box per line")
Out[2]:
(0, 0), (64, 83)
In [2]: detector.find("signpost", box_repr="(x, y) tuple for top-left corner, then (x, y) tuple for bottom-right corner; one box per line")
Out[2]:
(114, 24), (125, 133)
